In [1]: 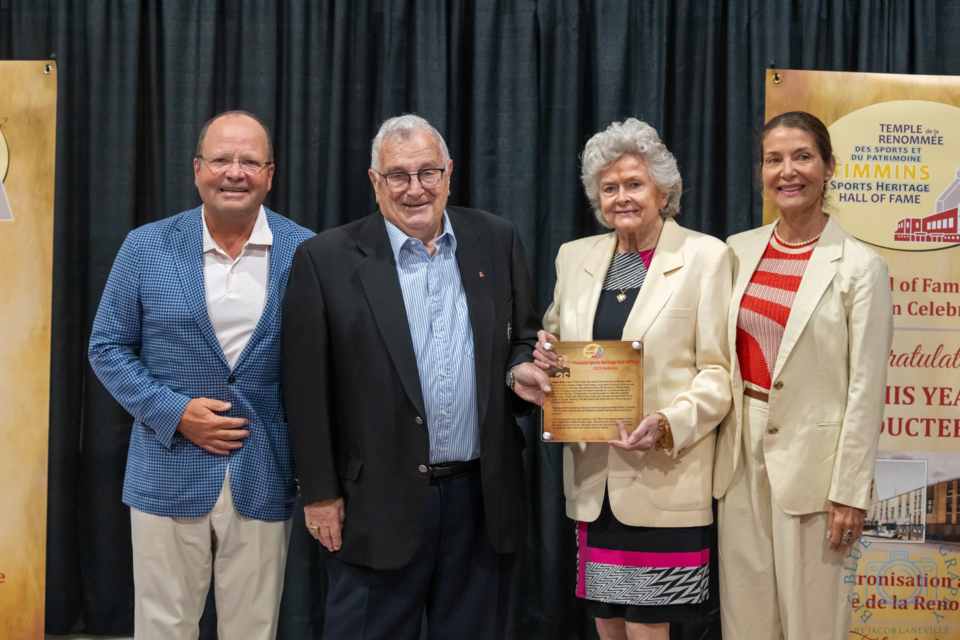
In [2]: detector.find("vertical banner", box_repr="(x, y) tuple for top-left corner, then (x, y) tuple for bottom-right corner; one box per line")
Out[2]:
(767, 69), (960, 640)
(0, 61), (57, 639)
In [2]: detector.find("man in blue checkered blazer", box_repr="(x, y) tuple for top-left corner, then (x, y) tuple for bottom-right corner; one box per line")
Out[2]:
(88, 111), (313, 640)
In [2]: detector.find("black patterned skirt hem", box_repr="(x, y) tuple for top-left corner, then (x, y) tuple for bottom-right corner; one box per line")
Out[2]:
(577, 493), (710, 624)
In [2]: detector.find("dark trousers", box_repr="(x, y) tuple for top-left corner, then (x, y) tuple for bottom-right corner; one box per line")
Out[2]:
(323, 469), (515, 640)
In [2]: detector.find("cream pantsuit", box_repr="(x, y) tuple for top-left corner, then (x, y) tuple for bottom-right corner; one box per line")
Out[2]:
(130, 469), (292, 640)
(718, 395), (852, 640)
(715, 217), (893, 639)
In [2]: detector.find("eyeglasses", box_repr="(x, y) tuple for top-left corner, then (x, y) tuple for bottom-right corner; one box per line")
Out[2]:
(197, 155), (273, 175)
(376, 168), (446, 190)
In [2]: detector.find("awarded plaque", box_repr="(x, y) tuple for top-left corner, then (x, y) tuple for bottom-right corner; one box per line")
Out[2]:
(541, 341), (643, 442)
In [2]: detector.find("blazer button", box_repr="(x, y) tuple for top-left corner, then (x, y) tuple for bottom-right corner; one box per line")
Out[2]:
(227, 375), (236, 385)
(415, 416), (423, 425)
(773, 381), (783, 390)
(418, 465), (428, 473)
(768, 427), (779, 434)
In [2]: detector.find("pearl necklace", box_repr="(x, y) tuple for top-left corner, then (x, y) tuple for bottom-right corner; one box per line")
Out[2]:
(773, 224), (822, 248)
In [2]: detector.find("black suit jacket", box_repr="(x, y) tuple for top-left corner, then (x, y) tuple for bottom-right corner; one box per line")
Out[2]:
(282, 207), (539, 570)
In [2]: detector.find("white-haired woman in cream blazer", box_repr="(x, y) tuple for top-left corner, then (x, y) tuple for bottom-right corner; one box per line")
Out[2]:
(714, 111), (893, 640)
(534, 118), (732, 640)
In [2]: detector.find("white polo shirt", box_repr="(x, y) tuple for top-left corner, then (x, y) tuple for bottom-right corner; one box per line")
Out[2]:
(201, 205), (272, 369)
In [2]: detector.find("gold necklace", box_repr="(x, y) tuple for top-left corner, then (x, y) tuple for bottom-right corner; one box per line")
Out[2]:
(612, 251), (645, 303)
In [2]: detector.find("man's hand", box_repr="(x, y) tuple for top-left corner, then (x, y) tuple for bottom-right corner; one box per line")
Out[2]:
(305, 497), (345, 552)
(827, 501), (866, 551)
(176, 398), (249, 455)
(608, 416), (661, 452)
(511, 362), (552, 406)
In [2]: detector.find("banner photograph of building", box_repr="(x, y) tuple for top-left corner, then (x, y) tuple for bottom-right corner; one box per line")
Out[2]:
(926, 476), (960, 542)
(864, 460), (926, 542)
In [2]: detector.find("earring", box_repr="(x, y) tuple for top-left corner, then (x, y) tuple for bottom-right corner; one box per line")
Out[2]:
(760, 189), (768, 201)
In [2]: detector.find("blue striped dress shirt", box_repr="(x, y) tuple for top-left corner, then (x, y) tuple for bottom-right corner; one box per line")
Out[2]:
(384, 213), (479, 464)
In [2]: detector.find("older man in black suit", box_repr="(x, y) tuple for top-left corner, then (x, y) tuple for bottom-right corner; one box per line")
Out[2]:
(282, 114), (549, 639)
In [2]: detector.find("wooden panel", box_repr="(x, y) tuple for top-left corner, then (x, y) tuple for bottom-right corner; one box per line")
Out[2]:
(0, 60), (57, 640)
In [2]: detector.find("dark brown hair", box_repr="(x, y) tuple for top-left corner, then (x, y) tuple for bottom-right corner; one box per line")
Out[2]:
(195, 110), (274, 163)
(757, 110), (834, 204)
(759, 110), (833, 163)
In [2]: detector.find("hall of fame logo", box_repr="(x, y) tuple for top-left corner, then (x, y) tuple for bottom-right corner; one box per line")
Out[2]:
(828, 100), (960, 252)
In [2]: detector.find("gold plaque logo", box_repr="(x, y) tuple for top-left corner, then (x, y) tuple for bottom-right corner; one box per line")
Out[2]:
(0, 127), (8, 182)
(582, 343), (604, 359)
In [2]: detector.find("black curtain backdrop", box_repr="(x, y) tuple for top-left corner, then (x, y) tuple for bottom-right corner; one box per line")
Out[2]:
(2, 1), (960, 638)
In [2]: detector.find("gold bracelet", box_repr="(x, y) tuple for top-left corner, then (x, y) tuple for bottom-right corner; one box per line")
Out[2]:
(653, 412), (674, 453)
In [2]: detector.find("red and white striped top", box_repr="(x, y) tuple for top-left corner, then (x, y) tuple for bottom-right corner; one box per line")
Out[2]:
(736, 233), (818, 392)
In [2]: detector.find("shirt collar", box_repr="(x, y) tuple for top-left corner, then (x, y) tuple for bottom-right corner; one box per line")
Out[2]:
(383, 210), (457, 262)
(202, 205), (273, 255)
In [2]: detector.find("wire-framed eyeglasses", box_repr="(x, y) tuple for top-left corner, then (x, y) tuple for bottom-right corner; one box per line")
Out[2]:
(197, 155), (274, 175)
(376, 168), (446, 190)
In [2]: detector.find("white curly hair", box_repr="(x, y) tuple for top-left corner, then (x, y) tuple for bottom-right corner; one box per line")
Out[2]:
(581, 118), (682, 225)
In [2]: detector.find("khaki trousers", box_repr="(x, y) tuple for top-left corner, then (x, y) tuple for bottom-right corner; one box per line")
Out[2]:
(718, 396), (854, 640)
(130, 469), (292, 640)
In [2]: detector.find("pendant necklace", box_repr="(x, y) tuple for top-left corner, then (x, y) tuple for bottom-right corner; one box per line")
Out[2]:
(612, 242), (645, 303)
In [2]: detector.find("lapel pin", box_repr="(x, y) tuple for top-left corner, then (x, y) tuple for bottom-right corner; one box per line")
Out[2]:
(479, 271), (485, 277)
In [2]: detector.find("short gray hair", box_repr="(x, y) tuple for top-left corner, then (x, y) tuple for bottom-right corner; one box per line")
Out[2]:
(581, 118), (682, 225)
(370, 114), (450, 175)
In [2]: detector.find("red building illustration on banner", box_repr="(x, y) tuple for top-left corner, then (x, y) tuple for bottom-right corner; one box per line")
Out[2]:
(894, 168), (960, 243)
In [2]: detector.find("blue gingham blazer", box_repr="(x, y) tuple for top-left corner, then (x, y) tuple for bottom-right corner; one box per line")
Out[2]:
(88, 206), (314, 521)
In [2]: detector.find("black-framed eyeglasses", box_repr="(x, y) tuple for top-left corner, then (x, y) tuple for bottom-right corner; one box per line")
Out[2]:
(197, 155), (274, 175)
(376, 168), (446, 190)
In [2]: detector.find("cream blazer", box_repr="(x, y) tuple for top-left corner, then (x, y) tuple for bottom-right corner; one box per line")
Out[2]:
(543, 219), (733, 528)
(713, 217), (893, 514)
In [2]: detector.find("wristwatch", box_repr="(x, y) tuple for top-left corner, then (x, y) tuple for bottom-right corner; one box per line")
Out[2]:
(505, 364), (520, 390)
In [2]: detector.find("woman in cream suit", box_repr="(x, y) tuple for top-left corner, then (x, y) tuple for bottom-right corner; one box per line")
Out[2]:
(714, 111), (894, 640)
(535, 118), (732, 640)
